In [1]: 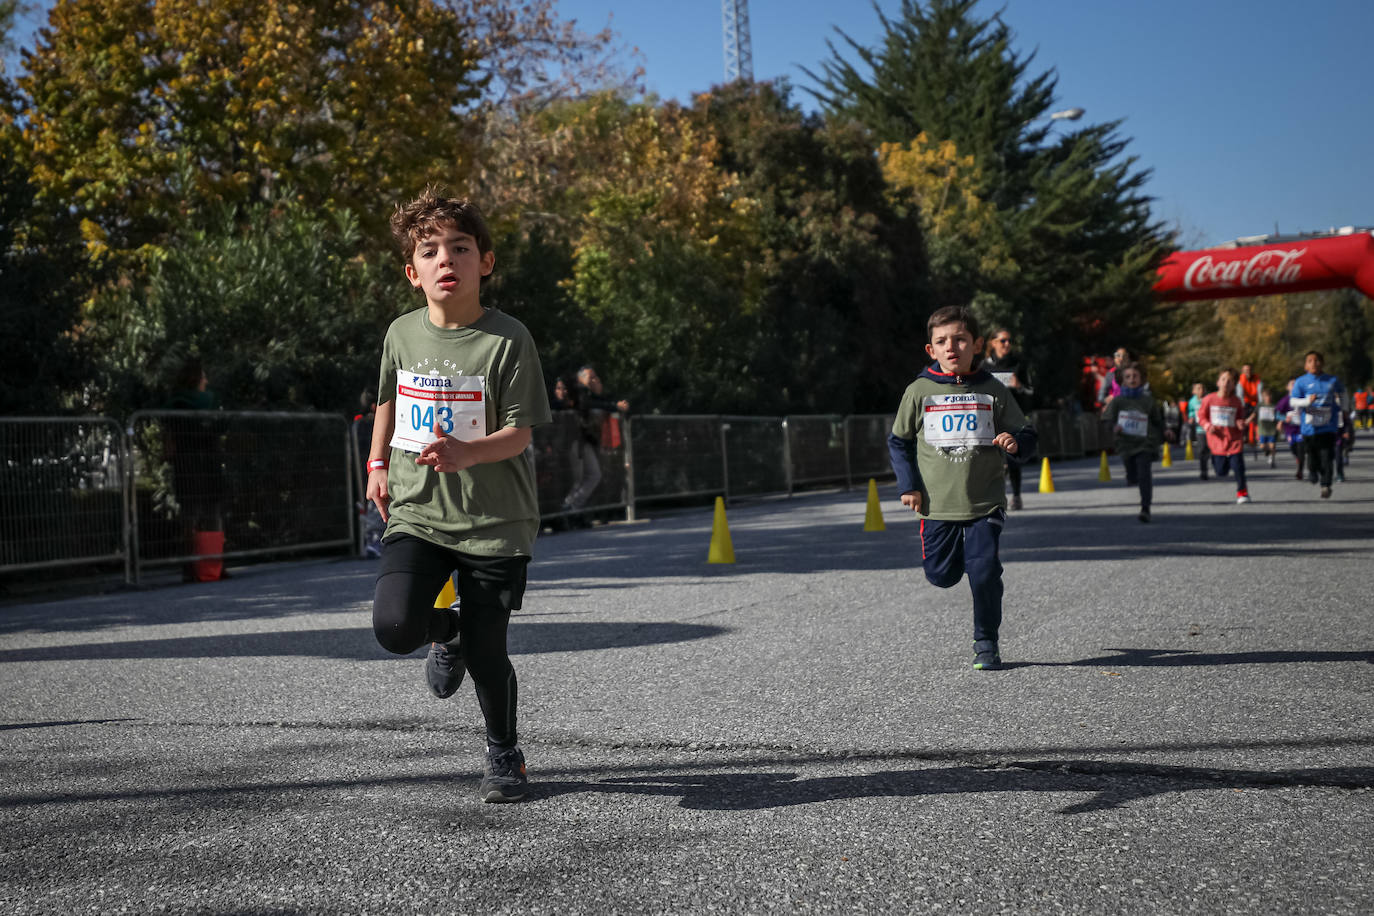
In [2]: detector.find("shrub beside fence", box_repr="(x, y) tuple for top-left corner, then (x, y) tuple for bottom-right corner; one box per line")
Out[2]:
(1, 407), (1105, 585)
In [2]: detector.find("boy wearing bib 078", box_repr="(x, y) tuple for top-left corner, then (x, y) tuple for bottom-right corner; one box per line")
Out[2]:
(888, 306), (1037, 672)
(366, 190), (551, 804)
(1104, 363), (1167, 523)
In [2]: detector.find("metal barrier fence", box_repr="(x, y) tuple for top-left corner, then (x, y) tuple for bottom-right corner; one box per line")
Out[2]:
(2, 408), (1114, 584)
(127, 411), (354, 583)
(0, 417), (131, 578)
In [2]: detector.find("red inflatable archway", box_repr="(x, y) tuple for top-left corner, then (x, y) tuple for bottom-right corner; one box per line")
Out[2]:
(1154, 231), (1374, 302)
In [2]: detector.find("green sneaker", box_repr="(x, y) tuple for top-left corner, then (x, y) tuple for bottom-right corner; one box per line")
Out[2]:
(972, 642), (1003, 671)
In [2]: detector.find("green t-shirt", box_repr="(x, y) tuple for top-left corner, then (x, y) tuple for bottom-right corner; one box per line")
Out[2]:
(1105, 393), (1162, 458)
(378, 306), (551, 556)
(892, 372), (1030, 521)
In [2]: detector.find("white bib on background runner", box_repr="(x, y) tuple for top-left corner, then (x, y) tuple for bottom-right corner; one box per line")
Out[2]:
(991, 371), (1015, 388)
(1257, 405), (1276, 422)
(923, 393), (995, 448)
(390, 373), (487, 452)
(1209, 405), (1236, 428)
(1118, 409), (1148, 438)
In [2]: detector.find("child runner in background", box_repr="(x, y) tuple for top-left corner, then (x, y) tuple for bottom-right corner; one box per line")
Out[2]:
(1105, 362), (1166, 522)
(888, 305), (1038, 671)
(1255, 388), (1279, 468)
(1198, 368), (1251, 505)
(367, 190), (552, 803)
(1290, 350), (1345, 499)
(1187, 382), (1210, 480)
(1276, 378), (1305, 481)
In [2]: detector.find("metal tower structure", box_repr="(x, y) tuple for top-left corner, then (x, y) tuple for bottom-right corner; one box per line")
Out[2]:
(722, 0), (753, 82)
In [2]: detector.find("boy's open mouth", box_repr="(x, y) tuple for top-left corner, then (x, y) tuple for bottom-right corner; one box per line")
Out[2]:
(437, 273), (457, 288)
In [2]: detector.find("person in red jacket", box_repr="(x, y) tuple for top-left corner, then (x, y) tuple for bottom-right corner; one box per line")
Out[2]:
(1237, 363), (1262, 448)
(1199, 368), (1252, 504)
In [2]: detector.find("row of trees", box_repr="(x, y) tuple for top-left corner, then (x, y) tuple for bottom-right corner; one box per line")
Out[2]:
(4, 0), (1187, 418)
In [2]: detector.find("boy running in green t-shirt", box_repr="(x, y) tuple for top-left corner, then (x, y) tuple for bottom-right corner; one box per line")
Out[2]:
(887, 306), (1038, 671)
(366, 189), (551, 803)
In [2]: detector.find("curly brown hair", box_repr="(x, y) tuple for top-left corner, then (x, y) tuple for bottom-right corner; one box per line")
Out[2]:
(389, 186), (493, 265)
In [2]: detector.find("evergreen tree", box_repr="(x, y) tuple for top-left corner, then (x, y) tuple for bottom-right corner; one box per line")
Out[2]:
(808, 0), (1172, 404)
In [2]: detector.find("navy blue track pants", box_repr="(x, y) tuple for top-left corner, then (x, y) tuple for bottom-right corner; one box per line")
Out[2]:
(919, 509), (1006, 647)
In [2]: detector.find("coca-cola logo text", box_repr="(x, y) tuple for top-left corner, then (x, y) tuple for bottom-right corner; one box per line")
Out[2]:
(1183, 248), (1306, 291)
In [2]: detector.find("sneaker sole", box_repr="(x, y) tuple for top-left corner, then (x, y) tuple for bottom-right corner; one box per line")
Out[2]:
(481, 786), (528, 803)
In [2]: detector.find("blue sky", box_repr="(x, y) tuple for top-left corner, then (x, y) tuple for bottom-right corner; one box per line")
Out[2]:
(6, 0), (1369, 248)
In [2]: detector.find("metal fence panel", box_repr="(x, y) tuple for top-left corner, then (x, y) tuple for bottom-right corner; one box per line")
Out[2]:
(629, 415), (725, 504)
(785, 415), (848, 489)
(128, 411), (353, 579)
(531, 410), (629, 518)
(0, 417), (129, 575)
(723, 416), (786, 500)
(844, 414), (897, 486)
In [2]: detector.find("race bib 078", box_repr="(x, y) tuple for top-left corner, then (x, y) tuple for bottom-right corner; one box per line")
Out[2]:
(923, 393), (995, 448)
(390, 374), (487, 453)
(1209, 405), (1236, 428)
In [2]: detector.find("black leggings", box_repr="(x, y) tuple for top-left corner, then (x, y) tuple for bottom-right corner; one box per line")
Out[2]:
(373, 533), (529, 748)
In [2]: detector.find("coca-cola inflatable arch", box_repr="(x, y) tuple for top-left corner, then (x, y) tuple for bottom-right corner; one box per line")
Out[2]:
(1154, 231), (1374, 302)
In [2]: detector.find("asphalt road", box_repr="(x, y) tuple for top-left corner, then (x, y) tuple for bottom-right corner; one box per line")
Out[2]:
(2, 439), (1371, 915)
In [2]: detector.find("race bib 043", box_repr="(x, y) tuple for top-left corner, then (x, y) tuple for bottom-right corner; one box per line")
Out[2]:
(390, 374), (487, 453)
(923, 393), (995, 449)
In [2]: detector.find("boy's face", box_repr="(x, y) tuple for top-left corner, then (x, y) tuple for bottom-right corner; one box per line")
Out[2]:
(1192, 383), (1205, 397)
(405, 224), (494, 308)
(925, 322), (982, 375)
(1217, 372), (1235, 395)
(1121, 367), (1143, 389)
(1305, 353), (1323, 375)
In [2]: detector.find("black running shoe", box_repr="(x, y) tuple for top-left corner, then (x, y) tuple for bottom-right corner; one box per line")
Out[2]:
(424, 640), (465, 699)
(972, 641), (1002, 671)
(1138, 508), (1151, 523)
(480, 746), (529, 803)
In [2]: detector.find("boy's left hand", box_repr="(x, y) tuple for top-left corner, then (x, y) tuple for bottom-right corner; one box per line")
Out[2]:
(416, 421), (477, 472)
(993, 432), (1018, 454)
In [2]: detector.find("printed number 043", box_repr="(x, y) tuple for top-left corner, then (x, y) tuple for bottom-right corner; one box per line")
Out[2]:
(941, 413), (977, 432)
(411, 404), (454, 433)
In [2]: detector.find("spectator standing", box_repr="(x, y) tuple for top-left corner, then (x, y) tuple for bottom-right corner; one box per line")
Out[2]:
(354, 389), (384, 558)
(1236, 363), (1262, 450)
(560, 364), (630, 523)
(982, 328), (1034, 510)
(166, 357), (228, 580)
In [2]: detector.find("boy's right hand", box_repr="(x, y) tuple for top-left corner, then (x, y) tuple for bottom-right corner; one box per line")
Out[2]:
(366, 469), (390, 522)
(900, 491), (923, 513)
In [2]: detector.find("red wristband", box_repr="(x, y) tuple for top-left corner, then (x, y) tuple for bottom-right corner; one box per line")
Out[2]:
(367, 459), (388, 471)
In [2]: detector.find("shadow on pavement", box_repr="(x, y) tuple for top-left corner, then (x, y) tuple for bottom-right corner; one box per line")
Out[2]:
(1011, 647), (1374, 668)
(536, 758), (1374, 814)
(0, 620), (728, 663)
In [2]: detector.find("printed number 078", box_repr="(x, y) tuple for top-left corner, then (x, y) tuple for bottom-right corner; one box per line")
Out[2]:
(941, 413), (977, 432)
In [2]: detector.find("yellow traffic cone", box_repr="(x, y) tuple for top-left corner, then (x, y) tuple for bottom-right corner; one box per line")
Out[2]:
(434, 575), (456, 609)
(1185, 437), (1195, 461)
(1161, 441), (1173, 468)
(707, 496), (736, 564)
(1098, 450), (1112, 482)
(1038, 456), (1055, 493)
(863, 478), (886, 531)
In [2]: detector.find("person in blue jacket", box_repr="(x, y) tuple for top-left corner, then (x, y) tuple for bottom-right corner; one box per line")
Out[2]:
(1288, 350), (1345, 499)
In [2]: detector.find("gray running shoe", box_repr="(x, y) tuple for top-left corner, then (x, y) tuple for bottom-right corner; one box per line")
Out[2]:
(972, 640), (1003, 671)
(424, 640), (465, 699)
(480, 746), (529, 803)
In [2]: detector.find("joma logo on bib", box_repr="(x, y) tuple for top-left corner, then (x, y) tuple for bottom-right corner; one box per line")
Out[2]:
(410, 375), (453, 389)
